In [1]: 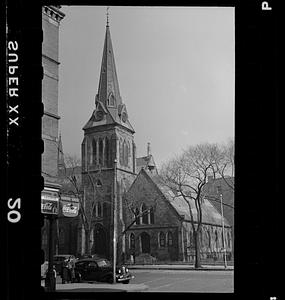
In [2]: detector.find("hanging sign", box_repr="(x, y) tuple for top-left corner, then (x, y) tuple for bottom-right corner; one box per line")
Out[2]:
(60, 195), (79, 217)
(41, 193), (59, 215)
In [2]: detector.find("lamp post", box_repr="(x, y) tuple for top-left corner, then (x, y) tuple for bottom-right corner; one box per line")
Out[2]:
(113, 159), (118, 283)
(219, 192), (227, 269)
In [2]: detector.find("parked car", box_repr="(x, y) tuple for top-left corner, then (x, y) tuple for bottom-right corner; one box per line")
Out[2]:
(74, 258), (134, 284)
(53, 254), (76, 275)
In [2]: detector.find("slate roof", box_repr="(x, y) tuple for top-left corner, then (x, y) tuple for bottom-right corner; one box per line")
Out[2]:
(147, 172), (230, 227)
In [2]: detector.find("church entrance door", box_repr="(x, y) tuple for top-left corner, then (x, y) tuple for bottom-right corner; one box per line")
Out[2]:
(141, 232), (150, 253)
(93, 223), (108, 258)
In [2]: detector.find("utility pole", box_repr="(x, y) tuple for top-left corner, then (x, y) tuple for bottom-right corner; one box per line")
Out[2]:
(113, 158), (118, 283)
(219, 192), (227, 269)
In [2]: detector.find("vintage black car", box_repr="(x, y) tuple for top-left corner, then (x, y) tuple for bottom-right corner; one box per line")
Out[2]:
(74, 258), (133, 284)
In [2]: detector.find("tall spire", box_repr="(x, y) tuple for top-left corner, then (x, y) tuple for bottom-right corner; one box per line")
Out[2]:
(97, 15), (122, 109)
(83, 12), (135, 133)
(106, 6), (110, 27)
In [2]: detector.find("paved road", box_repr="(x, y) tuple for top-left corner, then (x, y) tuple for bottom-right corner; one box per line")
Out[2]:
(130, 269), (234, 292)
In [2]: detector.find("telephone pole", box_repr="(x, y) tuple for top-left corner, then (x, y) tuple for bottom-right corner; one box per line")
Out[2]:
(219, 192), (227, 269)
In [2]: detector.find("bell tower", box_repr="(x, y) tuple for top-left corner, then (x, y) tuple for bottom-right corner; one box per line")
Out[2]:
(81, 16), (136, 258)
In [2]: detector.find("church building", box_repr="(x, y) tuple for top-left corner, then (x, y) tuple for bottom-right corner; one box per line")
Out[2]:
(64, 17), (233, 263)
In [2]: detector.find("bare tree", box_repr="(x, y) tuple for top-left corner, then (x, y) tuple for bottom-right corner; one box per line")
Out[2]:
(60, 154), (99, 255)
(217, 139), (235, 190)
(160, 142), (225, 268)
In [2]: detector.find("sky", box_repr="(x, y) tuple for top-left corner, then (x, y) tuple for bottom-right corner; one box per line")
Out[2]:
(58, 6), (234, 168)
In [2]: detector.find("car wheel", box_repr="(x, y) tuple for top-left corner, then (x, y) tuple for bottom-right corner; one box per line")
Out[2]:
(122, 280), (130, 284)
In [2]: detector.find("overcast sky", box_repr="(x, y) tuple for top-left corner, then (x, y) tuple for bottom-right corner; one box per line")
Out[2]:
(58, 6), (234, 168)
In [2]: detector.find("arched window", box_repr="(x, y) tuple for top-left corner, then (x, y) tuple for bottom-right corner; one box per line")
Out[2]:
(130, 233), (135, 250)
(119, 139), (123, 165)
(122, 140), (127, 166)
(104, 138), (109, 167)
(98, 202), (102, 217)
(108, 93), (115, 107)
(141, 203), (148, 224)
(227, 231), (231, 248)
(92, 139), (97, 165)
(159, 232), (165, 247)
(149, 206), (154, 224)
(103, 202), (108, 217)
(99, 139), (103, 165)
(135, 208), (140, 225)
(167, 231), (173, 246)
(208, 230), (211, 249)
(215, 230), (219, 248)
(127, 141), (131, 166)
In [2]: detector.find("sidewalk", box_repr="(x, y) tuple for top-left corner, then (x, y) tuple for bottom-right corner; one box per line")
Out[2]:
(128, 264), (234, 271)
(41, 278), (148, 292)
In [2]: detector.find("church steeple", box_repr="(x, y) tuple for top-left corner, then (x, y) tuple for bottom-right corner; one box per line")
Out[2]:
(83, 17), (134, 133)
(97, 21), (122, 109)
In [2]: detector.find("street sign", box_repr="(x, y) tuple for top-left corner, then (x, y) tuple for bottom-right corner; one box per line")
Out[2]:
(41, 194), (59, 215)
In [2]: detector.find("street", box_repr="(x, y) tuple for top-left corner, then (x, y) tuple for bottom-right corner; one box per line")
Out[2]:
(130, 269), (234, 292)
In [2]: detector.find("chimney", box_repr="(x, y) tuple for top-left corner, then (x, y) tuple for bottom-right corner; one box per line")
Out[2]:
(147, 142), (151, 156)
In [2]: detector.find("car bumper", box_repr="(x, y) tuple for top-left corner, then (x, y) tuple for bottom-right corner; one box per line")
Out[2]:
(116, 274), (134, 282)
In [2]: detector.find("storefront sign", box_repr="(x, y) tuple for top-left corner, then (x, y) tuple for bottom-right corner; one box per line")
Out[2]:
(60, 195), (79, 217)
(41, 194), (59, 215)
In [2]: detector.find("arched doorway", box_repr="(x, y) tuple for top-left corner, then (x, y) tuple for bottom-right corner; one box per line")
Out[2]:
(93, 223), (108, 258)
(140, 232), (150, 253)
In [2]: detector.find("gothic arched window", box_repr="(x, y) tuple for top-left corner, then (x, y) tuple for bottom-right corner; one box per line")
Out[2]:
(98, 202), (102, 217)
(141, 203), (148, 224)
(104, 138), (110, 167)
(130, 233), (135, 250)
(215, 230), (219, 248)
(149, 206), (154, 224)
(159, 232), (165, 247)
(92, 139), (97, 165)
(208, 230), (211, 249)
(227, 231), (231, 248)
(119, 139), (123, 165)
(108, 93), (115, 107)
(122, 140), (128, 166)
(99, 139), (103, 166)
(103, 202), (108, 217)
(167, 231), (173, 246)
(134, 208), (140, 225)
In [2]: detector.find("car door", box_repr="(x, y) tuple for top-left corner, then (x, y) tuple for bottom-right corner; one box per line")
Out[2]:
(86, 261), (100, 281)
(76, 261), (89, 280)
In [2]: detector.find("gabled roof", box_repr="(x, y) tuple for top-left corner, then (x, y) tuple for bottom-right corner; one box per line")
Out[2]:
(143, 170), (230, 227)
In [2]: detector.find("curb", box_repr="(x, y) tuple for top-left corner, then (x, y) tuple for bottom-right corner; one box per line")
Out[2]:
(128, 265), (234, 271)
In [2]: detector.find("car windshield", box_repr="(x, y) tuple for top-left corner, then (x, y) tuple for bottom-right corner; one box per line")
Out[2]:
(97, 260), (110, 267)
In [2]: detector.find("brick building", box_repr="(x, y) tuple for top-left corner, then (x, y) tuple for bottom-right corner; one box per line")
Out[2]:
(41, 5), (65, 258)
